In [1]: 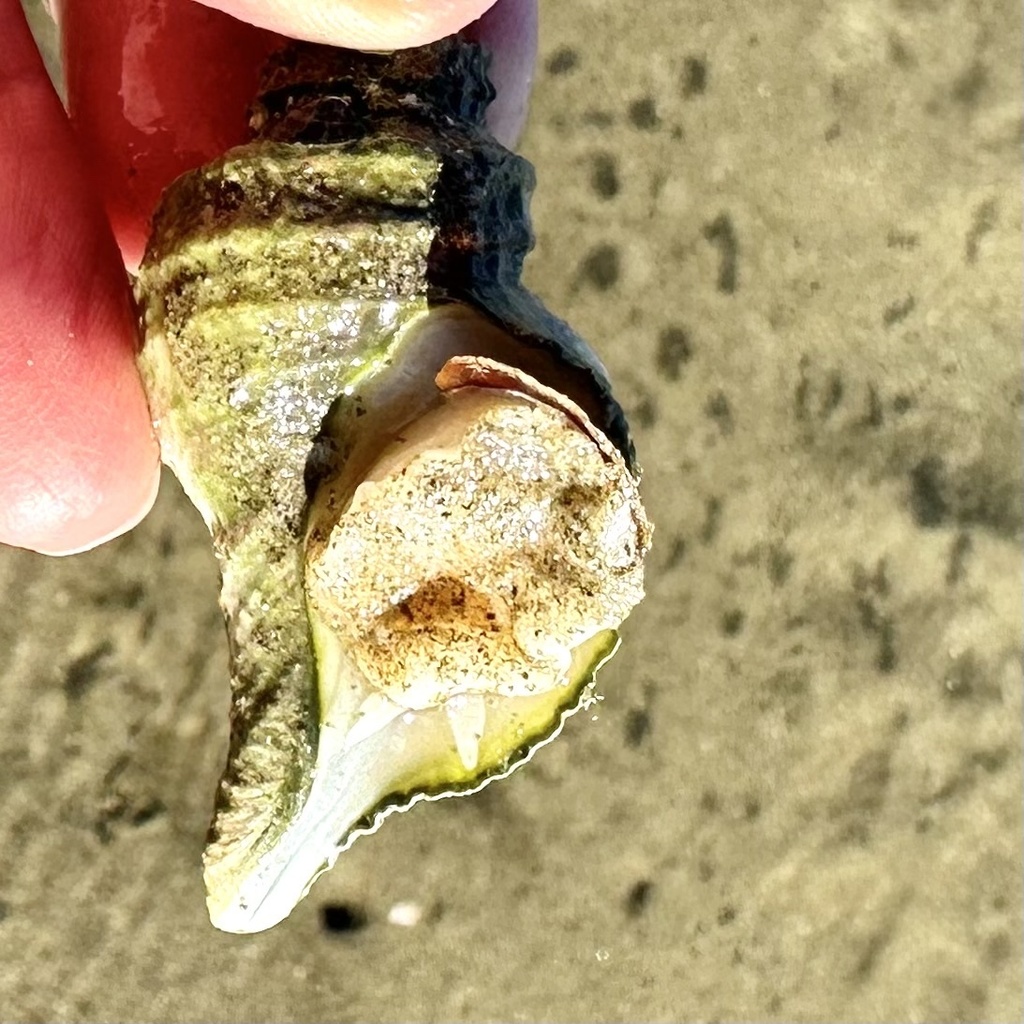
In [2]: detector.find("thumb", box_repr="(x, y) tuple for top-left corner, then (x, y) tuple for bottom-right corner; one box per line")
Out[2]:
(193, 0), (500, 50)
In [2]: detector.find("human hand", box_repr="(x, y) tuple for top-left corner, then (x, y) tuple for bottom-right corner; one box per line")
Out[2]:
(0, 0), (535, 555)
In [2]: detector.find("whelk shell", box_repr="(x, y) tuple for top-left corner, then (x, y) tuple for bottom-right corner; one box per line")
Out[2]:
(135, 35), (652, 933)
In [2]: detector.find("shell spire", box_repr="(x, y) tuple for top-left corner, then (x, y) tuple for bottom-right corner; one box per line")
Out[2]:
(135, 35), (651, 933)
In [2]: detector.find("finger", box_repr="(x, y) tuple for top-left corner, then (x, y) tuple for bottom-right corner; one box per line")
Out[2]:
(192, 0), (498, 51)
(66, 0), (536, 270)
(464, 0), (536, 148)
(62, 0), (283, 271)
(0, 0), (159, 555)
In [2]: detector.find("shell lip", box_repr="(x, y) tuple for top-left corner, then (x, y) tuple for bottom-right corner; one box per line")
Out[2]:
(347, 634), (621, 818)
(435, 354), (625, 466)
(208, 630), (621, 934)
(425, 290), (638, 473)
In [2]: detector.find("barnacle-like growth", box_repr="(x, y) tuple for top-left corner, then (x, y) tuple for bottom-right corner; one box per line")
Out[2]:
(135, 36), (651, 933)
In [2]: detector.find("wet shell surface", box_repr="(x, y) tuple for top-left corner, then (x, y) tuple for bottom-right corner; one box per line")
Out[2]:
(135, 37), (651, 933)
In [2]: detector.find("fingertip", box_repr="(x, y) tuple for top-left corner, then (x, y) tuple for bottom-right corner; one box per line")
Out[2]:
(463, 0), (536, 148)
(0, 276), (162, 556)
(194, 0), (498, 50)
(2, 449), (161, 558)
(0, 0), (162, 557)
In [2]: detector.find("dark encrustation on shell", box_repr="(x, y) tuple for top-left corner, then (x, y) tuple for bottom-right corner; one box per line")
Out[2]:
(135, 36), (652, 933)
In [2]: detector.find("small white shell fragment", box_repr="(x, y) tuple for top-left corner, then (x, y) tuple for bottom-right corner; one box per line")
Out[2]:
(387, 901), (424, 927)
(447, 693), (488, 772)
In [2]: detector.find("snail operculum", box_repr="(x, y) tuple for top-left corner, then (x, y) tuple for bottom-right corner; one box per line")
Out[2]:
(307, 355), (648, 770)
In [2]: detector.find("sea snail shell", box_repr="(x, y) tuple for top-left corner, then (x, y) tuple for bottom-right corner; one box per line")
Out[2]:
(135, 36), (651, 933)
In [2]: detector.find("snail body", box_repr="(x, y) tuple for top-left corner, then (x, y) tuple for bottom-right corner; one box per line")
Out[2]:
(136, 37), (650, 933)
